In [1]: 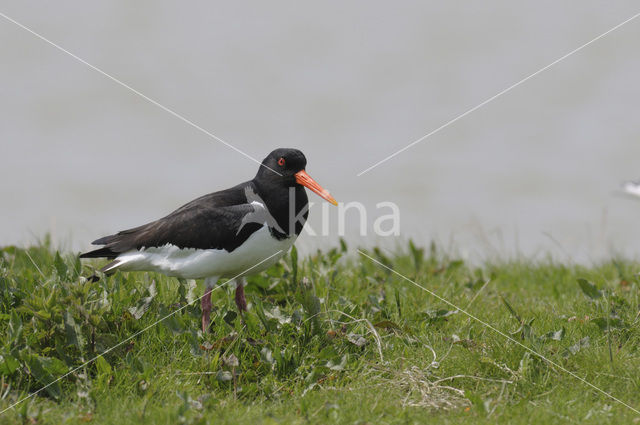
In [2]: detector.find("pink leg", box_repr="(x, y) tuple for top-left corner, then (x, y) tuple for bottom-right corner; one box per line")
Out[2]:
(201, 287), (212, 332)
(235, 278), (247, 312)
(201, 277), (217, 332)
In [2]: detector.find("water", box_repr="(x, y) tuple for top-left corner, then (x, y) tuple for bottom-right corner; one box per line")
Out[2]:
(1, 2), (640, 263)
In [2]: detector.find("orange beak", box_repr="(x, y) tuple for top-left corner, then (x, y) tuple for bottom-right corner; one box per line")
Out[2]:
(295, 170), (338, 206)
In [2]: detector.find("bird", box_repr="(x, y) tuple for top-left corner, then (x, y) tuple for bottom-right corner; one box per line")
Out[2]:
(79, 148), (337, 332)
(622, 180), (640, 199)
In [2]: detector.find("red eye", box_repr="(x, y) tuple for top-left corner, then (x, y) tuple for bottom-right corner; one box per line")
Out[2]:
(278, 157), (285, 166)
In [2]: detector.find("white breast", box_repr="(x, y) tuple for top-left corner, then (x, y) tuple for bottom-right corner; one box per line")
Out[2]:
(110, 225), (295, 279)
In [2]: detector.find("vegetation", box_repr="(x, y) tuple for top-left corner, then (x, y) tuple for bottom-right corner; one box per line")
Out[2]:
(0, 238), (639, 424)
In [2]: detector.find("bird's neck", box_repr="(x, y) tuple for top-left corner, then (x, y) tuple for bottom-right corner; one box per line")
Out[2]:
(252, 180), (309, 238)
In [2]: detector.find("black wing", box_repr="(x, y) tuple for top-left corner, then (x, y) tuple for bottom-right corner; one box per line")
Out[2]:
(80, 182), (263, 258)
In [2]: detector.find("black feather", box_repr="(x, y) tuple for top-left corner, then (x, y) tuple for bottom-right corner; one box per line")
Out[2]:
(79, 246), (118, 259)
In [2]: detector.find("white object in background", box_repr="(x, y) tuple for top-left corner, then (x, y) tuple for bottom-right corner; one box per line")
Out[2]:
(622, 180), (640, 198)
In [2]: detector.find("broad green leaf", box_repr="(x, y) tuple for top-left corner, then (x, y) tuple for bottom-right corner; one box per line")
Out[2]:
(64, 311), (85, 351)
(223, 310), (238, 326)
(577, 278), (602, 300)
(94, 333), (118, 353)
(24, 355), (67, 399)
(318, 346), (339, 361)
(39, 356), (68, 375)
(592, 317), (626, 332)
(0, 354), (20, 375)
(95, 355), (112, 375)
(162, 313), (186, 335)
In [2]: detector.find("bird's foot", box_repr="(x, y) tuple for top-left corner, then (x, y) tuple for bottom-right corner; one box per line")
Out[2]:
(201, 287), (213, 332)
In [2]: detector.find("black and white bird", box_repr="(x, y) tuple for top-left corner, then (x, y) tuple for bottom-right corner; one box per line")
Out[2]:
(80, 148), (337, 331)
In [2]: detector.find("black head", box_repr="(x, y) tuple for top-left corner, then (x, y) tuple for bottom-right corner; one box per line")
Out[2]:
(255, 148), (307, 185)
(254, 148), (337, 205)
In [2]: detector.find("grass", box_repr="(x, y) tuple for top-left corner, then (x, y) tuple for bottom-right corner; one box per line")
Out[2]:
(1, 238), (640, 424)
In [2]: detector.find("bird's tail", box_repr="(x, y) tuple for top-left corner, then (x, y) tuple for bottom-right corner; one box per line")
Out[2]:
(80, 239), (123, 281)
(79, 246), (118, 259)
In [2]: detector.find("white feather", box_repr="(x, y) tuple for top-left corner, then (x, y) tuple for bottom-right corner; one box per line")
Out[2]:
(111, 225), (294, 279)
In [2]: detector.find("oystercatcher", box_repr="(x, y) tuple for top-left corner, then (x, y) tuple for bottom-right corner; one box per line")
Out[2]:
(80, 148), (337, 331)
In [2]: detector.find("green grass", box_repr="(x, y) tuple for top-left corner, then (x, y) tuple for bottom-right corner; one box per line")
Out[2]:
(1, 238), (640, 424)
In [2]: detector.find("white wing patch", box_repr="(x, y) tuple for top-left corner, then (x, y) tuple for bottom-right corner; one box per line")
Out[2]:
(237, 186), (286, 235)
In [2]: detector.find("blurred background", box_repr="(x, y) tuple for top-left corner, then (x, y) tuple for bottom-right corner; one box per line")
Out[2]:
(1, 1), (639, 264)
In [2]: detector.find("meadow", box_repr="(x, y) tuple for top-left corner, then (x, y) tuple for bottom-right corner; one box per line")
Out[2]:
(0, 238), (639, 424)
